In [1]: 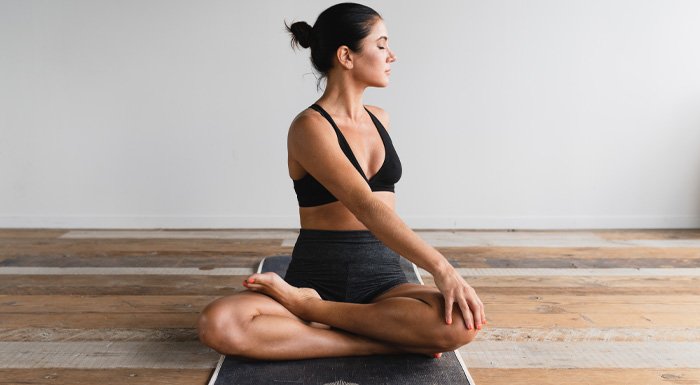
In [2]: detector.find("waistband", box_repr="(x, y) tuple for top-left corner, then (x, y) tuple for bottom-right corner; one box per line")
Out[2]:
(297, 228), (378, 241)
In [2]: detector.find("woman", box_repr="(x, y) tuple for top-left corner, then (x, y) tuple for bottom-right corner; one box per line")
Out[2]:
(198, 2), (485, 360)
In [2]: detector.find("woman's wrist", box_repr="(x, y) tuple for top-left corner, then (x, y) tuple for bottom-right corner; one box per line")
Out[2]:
(427, 252), (453, 278)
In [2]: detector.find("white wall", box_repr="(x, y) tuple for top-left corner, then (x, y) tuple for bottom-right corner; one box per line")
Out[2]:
(1, 0), (699, 229)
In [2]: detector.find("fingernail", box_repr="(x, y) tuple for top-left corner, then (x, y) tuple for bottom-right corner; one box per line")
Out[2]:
(248, 278), (255, 283)
(477, 325), (482, 330)
(447, 320), (452, 325)
(468, 324), (473, 330)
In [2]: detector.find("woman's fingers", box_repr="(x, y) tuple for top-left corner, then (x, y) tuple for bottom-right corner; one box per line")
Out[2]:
(443, 294), (454, 325)
(457, 296), (474, 330)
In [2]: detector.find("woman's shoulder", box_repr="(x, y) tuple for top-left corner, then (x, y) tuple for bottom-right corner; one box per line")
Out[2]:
(289, 106), (328, 133)
(364, 105), (391, 131)
(287, 107), (335, 149)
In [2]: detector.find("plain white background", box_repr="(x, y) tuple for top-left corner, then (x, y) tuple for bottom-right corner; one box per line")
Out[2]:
(1, 0), (699, 229)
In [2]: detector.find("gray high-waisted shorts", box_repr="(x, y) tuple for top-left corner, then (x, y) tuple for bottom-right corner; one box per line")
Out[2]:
(283, 229), (409, 304)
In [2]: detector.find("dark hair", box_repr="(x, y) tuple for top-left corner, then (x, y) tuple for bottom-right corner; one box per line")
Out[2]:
(284, 3), (382, 90)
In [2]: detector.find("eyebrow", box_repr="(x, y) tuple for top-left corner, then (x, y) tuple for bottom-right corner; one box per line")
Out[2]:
(376, 36), (388, 41)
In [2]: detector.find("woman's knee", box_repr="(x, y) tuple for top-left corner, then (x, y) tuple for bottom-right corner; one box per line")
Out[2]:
(418, 292), (479, 351)
(197, 296), (253, 354)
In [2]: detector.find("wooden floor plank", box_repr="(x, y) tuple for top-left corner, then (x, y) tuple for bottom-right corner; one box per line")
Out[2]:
(4, 327), (699, 343)
(0, 229), (67, 239)
(0, 341), (217, 369)
(0, 275), (247, 295)
(2, 340), (699, 369)
(593, 229), (700, 241)
(61, 229), (300, 240)
(3, 274), (699, 296)
(0, 368), (212, 385)
(1, 294), (697, 314)
(0, 328), (198, 342)
(469, 368), (700, 385)
(459, 341), (700, 368)
(439, 245), (700, 260)
(2, 228), (699, 384)
(0, 313), (198, 329)
(0, 254), (265, 268)
(0, 238), (288, 259)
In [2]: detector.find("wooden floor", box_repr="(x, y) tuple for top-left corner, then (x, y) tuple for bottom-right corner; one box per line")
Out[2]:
(1, 228), (700, 384)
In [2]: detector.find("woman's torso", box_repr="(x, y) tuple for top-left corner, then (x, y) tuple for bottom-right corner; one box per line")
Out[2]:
(288, 104), (396, 231)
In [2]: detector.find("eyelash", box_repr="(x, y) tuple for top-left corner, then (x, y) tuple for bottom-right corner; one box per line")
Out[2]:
(378, 46), (385, 49)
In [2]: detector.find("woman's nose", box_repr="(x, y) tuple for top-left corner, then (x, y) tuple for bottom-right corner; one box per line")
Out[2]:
(389, 49), (397, 62)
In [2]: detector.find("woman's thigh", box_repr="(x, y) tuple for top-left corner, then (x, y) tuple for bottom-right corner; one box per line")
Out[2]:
(371, 283), (444, 308)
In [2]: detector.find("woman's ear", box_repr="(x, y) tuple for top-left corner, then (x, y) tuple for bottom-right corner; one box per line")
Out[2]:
(336, 45), (354, 70)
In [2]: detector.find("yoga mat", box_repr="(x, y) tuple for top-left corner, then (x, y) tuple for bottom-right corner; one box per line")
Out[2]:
(208, 255), (476, 385)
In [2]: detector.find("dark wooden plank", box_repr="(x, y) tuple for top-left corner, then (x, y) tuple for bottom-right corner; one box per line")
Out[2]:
(0, 327), (198, 342)
(438, 246), (700, 268)
(3, 274), (700, 296)
(0, 368), (211, 385)
(0, 255), (266, 268)
(0, 238), (289, 260)
(0, 275), (249, 295)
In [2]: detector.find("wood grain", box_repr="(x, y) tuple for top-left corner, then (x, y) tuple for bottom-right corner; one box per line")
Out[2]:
(0, 368), (212, 385)
(1, 228), (698, 385)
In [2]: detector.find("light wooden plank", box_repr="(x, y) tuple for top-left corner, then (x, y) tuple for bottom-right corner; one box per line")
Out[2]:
(459, 341), (700, 368)
(0, 229), (67, 239)
(0, 328), (198, 342)
(593, 229), (700, 241)
(451, 268), (700, 276)
(0, 341), (217, 369)
(0, 313), (198, 329)
(2, 341), (699, 369)
(484, 312), (700, 328)
(0, 267), (256, 275)
(461, 275), (700, 288)
(439, 245), (700, 260)
(469, 368), (700, 385)
(479, 327), (700, 342)
(61, 230), (299, 240)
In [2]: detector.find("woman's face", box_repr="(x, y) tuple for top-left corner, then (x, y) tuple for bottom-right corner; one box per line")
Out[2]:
(353, 18), (397, 87)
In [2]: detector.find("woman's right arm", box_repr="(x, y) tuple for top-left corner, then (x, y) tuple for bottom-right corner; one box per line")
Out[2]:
(288, 114), (485, 330)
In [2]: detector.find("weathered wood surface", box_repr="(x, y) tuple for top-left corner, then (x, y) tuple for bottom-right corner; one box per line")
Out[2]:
(1, 229), (698, 385)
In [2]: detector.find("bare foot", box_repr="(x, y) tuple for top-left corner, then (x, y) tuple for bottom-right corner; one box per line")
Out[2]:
(243, 272), (321, 318)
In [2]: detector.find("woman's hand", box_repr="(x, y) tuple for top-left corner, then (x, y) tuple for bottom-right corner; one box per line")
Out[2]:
(432, 264), (486, 330)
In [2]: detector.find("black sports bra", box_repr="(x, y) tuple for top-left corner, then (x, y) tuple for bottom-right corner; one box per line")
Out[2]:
(292, 103), (402, 207)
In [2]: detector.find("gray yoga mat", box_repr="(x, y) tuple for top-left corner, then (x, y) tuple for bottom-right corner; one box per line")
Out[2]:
(208, 255), (475, 385)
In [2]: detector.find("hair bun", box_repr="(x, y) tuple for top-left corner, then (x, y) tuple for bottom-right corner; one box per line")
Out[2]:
(288, 21), (314, 49)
